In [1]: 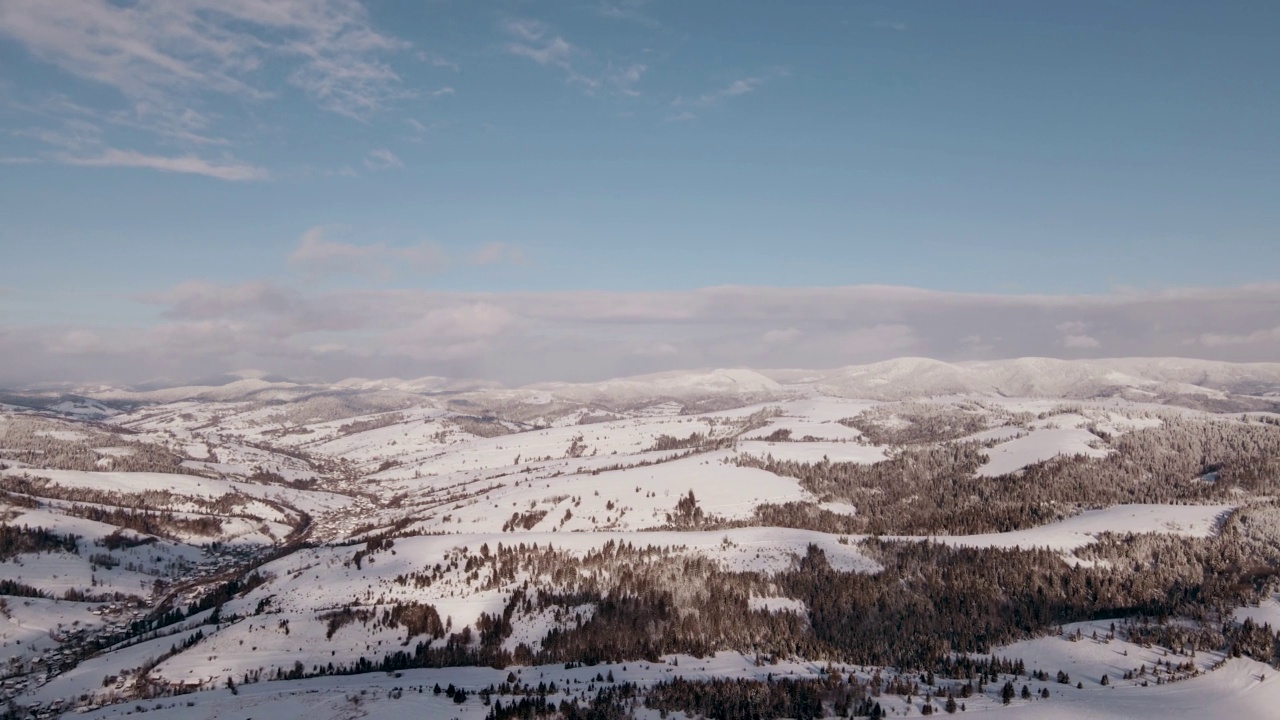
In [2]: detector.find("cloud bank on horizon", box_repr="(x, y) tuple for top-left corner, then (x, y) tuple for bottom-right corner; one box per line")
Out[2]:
(1, 226), (1278, 387)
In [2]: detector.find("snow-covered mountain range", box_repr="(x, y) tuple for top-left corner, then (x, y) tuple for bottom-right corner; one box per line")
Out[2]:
(24, 356), (1280, 411)
(2, 356), (1280, 720)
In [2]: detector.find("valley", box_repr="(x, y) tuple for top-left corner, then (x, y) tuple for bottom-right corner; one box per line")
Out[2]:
(2, 357), (1280, 719)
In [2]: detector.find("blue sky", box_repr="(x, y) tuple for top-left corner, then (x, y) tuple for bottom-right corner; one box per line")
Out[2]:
(1, 1), (1278, 385)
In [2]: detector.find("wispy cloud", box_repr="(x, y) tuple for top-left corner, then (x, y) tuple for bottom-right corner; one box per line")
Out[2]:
(685, 74), (776, 107)
(468, 242), (527, 266)
(872, 20), (908, 32)
(502, 18), (645, 96)
(671, 71), (786, 119)
(0, 0), (412, 179)
(289, 227), (445, 278)
(607, 63), (647, 96)
(363, 148), (404, 171)
(57, 148), (268, 181)
(504, 18), (580, 77)
(417, 51), (460, 72)
(596, 0), (659, 27)
(0, 0), (411, 122)
(1197, 326), (1280, 347)
(402, 117), (449, 142)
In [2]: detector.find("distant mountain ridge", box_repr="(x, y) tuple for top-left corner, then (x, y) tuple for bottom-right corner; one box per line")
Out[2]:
(5, 357), (1279, 413)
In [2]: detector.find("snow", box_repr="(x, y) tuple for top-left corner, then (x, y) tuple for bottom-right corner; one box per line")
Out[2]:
(915, 504), (1233, 553)
(737, 440), (887, 464)
(25, 626), (207, 706)
(64, 651), (1280, 720)
(5, 364), (1277, 718)
(1233, 594), (1280, 628)
(978, 426), (1109, 477)
(2, 467), (353, 517)
(501, 604), (595, 653)
(818, 501), (859, 516)
(0, 597), (107, 666)
(747, 596), (808, 614)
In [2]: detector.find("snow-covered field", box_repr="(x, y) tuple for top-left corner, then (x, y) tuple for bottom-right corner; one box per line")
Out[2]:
(2, 358), (1278, 717)
(915, 503), (1234, 553)
(63, 653), (1280, 720)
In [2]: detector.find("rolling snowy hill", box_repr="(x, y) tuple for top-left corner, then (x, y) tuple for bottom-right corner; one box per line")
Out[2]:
(2, 357), (1279, 719)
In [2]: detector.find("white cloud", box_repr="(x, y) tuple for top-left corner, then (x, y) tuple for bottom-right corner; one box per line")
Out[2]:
(839, 324), (919, 357)
(1198, 326), (1280, 347)
(1056, 320), (1101, 349)
(511, 37), (573, 67)
(144, 280), (293, 321)
(596, 0), (657, 26)
(6, 281), (1279, 387)
(633, 342), (679, 357)
(676, 72), (785, 111)
(503, 18), (646, 95)
(1062, 334), (1102, 349)
(607, 63), (647, 96)
(0, 0), (411, 121)
(45, 330), (103, 355)
(363, 148), (404, 171)
(0, 0), (411, 181)
(504, 19), (574, 67)
(468, 242), (526, 266)
(288, 227), (446, 278)
(762, 328), (802, 345)
(57, 148), (268, 181)
(417, 51), (459, 72)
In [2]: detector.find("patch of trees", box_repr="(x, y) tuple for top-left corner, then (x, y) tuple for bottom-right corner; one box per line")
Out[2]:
(68, 505), (224, 539)
(102, 529), (158, 550)
(183, 571), (270, 621)
(0, 415), (200, 475)
(503, 510), (549, 533)
(1227, 617), (1280, 666)
(402, 527), (1275, 672)
(644, 432), (722, 453)
(237, 518), (1280, 693)
(319, 601), (447, 642)
(89, 552), (120, 568)
(2, 474), (182, 512)
(736, 415), (1280, 535)
(840, 403), (991, 446)
(389, 601), (446, 641)
(337, 413), (405, 436)
(248, 469), (317, 490)
(735, 442), (1036, 535)
(761, 427), (794, 442)
(644, 675), (887, 720)
(0, 579), (47, 598)
(485, 683), (639, 720)
(0, 490), (38, 509)
(319, 605), (376, 639)
(451, 416), (516, 438)
(0, 523), (79, 559)
(663, 490), (716, 529)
